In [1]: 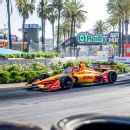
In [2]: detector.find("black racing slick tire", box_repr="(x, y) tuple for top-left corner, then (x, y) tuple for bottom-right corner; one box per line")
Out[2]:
(108, 71), (117, 83)
(60, 76), (74, 90)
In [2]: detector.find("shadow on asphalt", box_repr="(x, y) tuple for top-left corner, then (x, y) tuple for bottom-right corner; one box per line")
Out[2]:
(24, 83), (109, 93)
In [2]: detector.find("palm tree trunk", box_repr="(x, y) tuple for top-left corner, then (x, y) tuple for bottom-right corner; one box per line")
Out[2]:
(64, 34), (65, 42)
(70, 16), (74, 56)
(118, 20), (121, 56)
(70, 17), (74, 37)
(73, 19), (76, 56)
(7, 0), (12, 49)
(73, 19), (76, 36)
(122, 19), (124, 57)
(41, 0), (45, 52)
(67, 30), (70, 38)
(52, 22), (55, 50)
(43, 15), (46, 51)
(57, 9), (61, 53)
(112, 26), (115, 31)
(22, 16), (26, 52)
(124, 18), (129, 44)
(41, 18), (44, 52)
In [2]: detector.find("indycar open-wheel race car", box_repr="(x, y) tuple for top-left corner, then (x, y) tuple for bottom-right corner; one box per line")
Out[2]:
(25, 64), (117, 91)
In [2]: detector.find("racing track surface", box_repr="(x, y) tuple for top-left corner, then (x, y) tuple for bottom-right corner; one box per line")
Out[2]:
(0, 75), (130, 129)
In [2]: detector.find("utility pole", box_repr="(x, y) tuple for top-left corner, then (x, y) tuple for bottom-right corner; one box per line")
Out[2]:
(6, 0), (12, 49)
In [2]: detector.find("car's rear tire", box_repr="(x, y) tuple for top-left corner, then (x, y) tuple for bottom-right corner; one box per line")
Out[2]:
(108, 71), (117, 83)
(60, 76), (74, 90)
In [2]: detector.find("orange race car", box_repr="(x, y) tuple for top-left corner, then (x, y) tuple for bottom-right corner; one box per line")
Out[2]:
(25, 63), (117, 91)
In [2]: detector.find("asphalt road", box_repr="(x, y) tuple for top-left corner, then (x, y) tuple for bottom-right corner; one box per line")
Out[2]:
(0, 77), (130, 129)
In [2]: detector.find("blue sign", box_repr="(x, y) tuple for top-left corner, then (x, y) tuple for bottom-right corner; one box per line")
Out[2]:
(108, 31), (119, 44)
(24, 24), (40, 29)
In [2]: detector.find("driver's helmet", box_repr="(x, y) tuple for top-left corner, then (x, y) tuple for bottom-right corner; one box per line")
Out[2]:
(79, 61), (86, 70)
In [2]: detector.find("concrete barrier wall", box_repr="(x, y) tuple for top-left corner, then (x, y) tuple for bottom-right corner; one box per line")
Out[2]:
(0, 57), (76, 66)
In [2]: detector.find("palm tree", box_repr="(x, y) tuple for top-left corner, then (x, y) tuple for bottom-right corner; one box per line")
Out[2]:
(93, 20), (108, 50)
(47, 6), (58, 50)
(62, 1), (86, 37)
(106, 16), (119, 31)
(62, 0), (86, 56)
(6, 0), (12, 49)
(37, 0), (49, 52)
(49, 0), (65, 53)
(58, 21), (71, 42)
(93, 20), (108, 34)
(107, 0), (130, 56)
(16, 0), (35, 52)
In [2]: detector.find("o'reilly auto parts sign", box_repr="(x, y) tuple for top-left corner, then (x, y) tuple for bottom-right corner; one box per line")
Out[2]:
(76, 32), (107, 44)
(76, 31), (120, 45)
(108, 31), (119, 44)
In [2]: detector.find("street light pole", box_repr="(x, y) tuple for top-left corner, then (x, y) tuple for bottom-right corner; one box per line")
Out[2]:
(6, 0), (12, 49)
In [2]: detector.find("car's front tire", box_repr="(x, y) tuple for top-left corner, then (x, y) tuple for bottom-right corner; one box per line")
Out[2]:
(60, 76), (74, 90)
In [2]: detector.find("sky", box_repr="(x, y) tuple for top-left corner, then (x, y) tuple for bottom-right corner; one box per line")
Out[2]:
(0, 0), (109, 38)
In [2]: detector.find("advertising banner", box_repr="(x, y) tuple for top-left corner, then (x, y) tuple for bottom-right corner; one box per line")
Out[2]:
(125, 44), (130, 57)
(114, 56), (130, 63)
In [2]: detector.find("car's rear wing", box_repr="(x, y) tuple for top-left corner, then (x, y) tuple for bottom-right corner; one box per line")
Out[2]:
(92, 64), (117, 71)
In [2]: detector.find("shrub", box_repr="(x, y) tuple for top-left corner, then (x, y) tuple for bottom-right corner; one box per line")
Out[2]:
(10, 71), (20, 78)
(62, 61), (77, 69)
(29, 63), (47, 71)
(49, 61), (64, 75)
(8, 64), (21, 72)
(0, 71), (11, 83)
(0, 52), (60, 59)
(115, 62), (130, 73)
